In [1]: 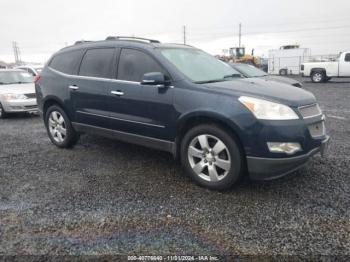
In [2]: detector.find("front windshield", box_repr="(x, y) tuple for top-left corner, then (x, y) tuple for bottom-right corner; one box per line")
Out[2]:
(233, 64), (268, 77)
(159, 48), (241, 83)
(0, 71), (33, 85)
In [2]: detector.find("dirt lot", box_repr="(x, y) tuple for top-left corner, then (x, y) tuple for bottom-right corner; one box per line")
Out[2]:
(0, 77), (349, 257)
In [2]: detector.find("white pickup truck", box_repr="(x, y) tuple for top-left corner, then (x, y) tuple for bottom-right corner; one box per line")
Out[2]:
(301, 51), (350, 83)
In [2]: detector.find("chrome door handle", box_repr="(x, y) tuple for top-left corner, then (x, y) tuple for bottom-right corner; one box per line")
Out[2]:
(69, 85), (79, 90)
(111, 90), (124, 96)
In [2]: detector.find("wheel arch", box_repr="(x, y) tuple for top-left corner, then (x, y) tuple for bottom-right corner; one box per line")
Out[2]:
(175, 111), (246, 161)
(42, 96), (68, 118)
(311, 67), (327, 75)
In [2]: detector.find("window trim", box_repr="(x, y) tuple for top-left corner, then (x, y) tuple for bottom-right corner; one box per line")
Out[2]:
(78, 47), (118, 79)
(48, 46), (173, 85)
(48, 66), (141, 85)
(116, 47), (172, 83)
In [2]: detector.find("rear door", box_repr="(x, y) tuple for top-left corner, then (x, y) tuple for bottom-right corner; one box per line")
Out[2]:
(339, 53), (350, 77)
(71, 48), (117, 129)
(107, 48), (175, 140)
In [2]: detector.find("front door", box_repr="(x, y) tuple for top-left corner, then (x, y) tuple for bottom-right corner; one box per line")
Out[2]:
(108, 48), (175, 141)
(339, 53), (350, 77)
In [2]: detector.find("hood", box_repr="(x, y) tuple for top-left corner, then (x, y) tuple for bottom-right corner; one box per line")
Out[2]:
(0, 83), (35, 95)
(204, 78), (315, 107)
(261, 75), (301, 86)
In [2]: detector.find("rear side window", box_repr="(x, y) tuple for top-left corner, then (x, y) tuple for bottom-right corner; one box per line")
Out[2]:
(79, 48), (115, 78)
(117, 49), (165, 82)
(345, 53), (350, 62)
(49, 50), (83, 75)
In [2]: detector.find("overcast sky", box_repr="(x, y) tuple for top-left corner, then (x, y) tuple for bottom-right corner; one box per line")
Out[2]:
(1, 0), (349, 63)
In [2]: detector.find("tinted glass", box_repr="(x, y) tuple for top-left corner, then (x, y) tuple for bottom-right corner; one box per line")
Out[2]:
(345, 53), (350, 62)
(159, 48), (240, 83)
(118, 49), (165, 82)
(79, 48), (115, 78)
(49, 50), (83, 75)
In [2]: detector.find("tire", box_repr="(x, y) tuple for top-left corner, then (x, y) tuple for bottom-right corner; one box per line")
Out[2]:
(0, 103), (7, 119)
(181, 124), (243, 190)
(44, 105), (79, 148)
(311, 71), (325, 83)
(279, 69), (288, 76)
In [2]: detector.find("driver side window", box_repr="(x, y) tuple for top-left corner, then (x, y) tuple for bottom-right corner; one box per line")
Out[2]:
(117, 49), (166, 82)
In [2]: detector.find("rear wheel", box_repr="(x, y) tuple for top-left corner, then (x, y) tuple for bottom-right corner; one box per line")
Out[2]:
(181, 124), (243, 190)
(45, 105), (79, 148)
(279, 69), (288, 75)
(0, 103), (7, 119)
(311, 71), (325, 83)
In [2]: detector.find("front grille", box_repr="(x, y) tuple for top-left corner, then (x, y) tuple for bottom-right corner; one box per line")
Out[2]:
(299, 104), (322, 118)
(308, 121), (326, 138)
(25, 93), (36, 99)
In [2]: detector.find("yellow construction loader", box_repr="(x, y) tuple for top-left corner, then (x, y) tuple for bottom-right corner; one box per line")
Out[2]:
(228, 47), (260, 67)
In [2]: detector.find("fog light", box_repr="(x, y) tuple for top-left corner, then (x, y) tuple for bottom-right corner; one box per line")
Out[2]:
(267, 142), (301, 155)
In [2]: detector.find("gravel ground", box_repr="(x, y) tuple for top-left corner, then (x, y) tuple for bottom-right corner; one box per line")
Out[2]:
(0, 77), (349, 257)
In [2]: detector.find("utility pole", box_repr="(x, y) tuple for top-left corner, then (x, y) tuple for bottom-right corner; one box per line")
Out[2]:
(12, 41), (22, 65)
(183, 25), (186, 45)
(238, 23), (242, 47)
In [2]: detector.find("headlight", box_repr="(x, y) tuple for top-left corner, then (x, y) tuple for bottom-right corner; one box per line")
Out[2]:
(238, 96), (299, 120)
(2, 94), (28, 101)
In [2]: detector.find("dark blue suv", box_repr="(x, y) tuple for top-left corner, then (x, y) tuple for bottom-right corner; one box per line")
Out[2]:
(35, 36), (329, 190)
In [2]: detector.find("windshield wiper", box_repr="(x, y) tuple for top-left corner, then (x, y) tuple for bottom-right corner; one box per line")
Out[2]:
(194, 79), (226, 84)
(223, 73), (242, 79)
(7, 81), (30, 84)
(195, 74), (243, 84)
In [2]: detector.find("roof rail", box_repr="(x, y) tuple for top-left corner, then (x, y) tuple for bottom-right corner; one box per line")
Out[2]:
(105, 36), (160, 44)
(74, 40), (93, 45)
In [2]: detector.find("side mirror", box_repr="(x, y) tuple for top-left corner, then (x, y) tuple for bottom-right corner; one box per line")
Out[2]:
(141, 72), (170, 88)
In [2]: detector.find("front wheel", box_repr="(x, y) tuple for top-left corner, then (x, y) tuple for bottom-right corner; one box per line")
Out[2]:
(181, 124), (243, 190)
(45, 105), (79, 148)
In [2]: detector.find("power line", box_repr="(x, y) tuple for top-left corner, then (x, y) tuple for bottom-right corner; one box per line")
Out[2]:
(186, 25), (350, 42)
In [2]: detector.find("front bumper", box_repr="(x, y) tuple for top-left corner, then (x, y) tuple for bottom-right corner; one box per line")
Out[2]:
(247, 135), (330, 180)
(2, 98), (38, 113)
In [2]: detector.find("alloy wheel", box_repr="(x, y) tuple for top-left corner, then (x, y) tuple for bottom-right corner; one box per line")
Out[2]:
(313, 73), (322, 82)
(48, 111), (67, 143)
(187, 134), (231, 182)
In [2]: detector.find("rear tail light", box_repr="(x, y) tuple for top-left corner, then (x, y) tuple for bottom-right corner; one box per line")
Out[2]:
(34, 75), (41, 83)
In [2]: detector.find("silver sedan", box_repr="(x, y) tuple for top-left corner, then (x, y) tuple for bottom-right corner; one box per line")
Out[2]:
(0, 69), (37, 118)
